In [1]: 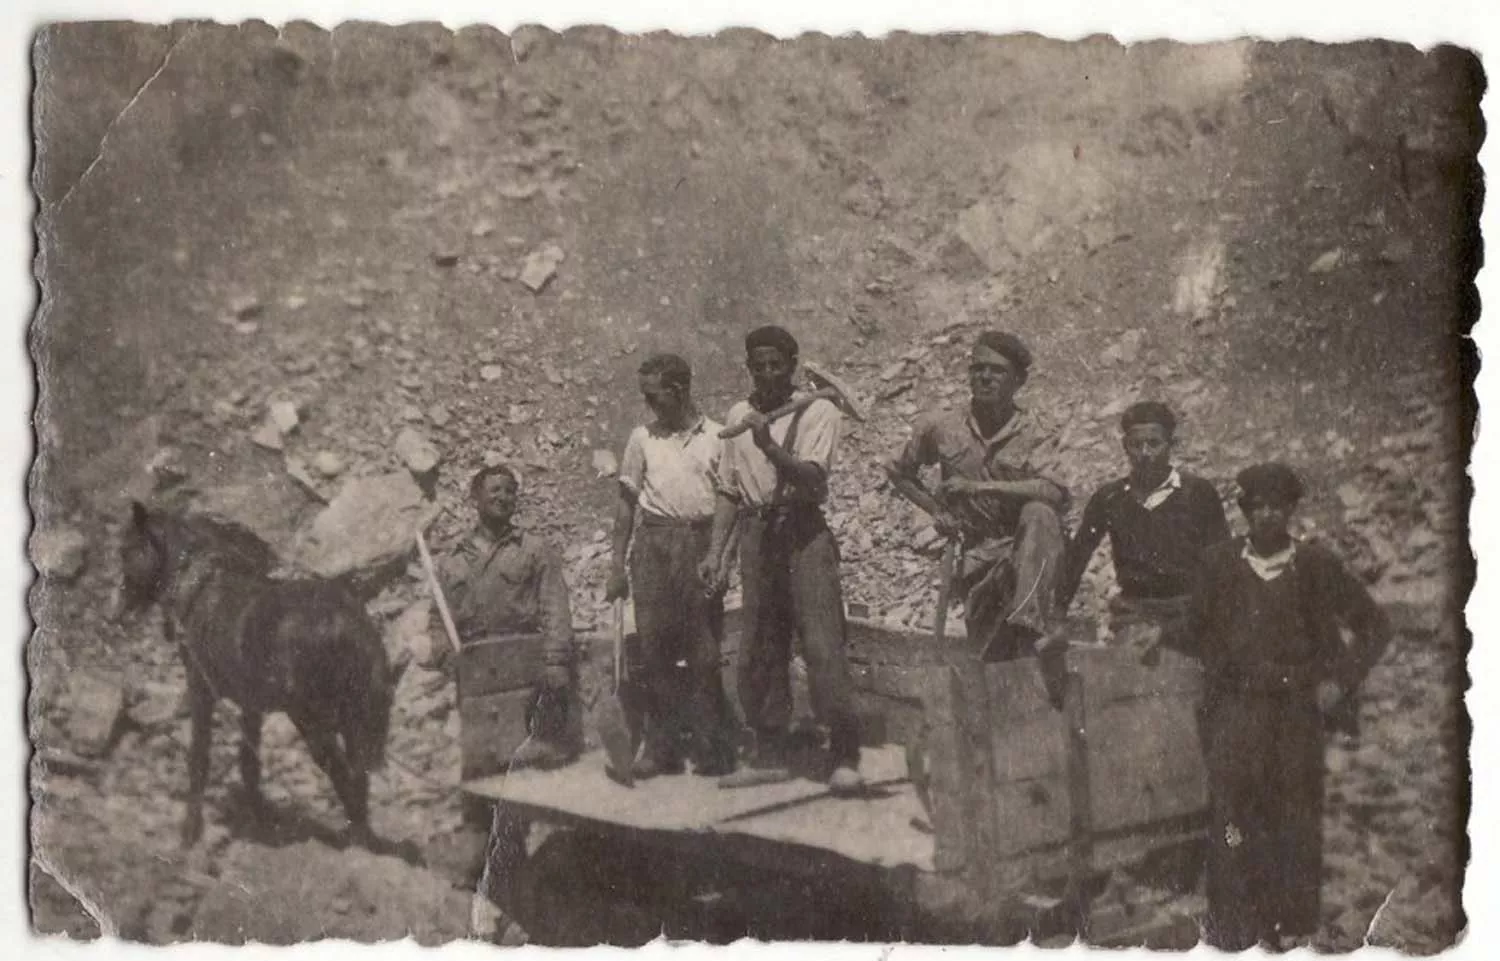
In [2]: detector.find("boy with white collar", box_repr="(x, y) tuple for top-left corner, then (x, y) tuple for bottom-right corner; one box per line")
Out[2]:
(1191, 462), (1392, 951)
(1057, 401), (1230, 658)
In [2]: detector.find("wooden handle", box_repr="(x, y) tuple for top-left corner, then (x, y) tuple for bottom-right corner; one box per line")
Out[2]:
(718, 390), (833, 439)
(613, 598), (626, 690)
(933, 539), (958, 644)
(415, 530), (463, 656)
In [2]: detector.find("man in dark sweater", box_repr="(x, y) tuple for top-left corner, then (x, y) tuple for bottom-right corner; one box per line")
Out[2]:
(1191, 462), (1392, 951)
(1057, 401), (1230, 659)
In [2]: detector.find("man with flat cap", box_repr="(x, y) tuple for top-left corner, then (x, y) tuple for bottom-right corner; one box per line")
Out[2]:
(1190, 462), (1392, 951)
(700, 325), (865, 796)
(885, 330), (1070, 672)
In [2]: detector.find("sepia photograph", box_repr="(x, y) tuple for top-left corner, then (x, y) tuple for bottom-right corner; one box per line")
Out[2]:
(25, 13), (1480, 953)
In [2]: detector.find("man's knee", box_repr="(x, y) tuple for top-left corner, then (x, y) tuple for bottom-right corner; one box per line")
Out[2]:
(1018, 500), (1063, 534)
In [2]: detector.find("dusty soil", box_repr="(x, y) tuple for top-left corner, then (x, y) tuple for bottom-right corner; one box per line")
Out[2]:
(29, 25), (1477, 949)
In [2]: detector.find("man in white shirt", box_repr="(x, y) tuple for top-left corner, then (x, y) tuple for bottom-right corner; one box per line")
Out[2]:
(699, 326), (864, 796)
(606, 353), (736, 779)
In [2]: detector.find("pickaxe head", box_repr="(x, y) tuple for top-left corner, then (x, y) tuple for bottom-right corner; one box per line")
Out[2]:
(802, 360), (869, 423)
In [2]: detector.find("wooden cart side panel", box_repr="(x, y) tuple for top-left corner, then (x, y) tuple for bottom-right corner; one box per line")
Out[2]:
(1085, 699), (1208, 832)
(456, 634), (547, 699)
(459, 688), (536, 781)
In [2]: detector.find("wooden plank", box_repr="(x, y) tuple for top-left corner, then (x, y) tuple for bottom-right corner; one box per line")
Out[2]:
(914, 665), (969, 873)
(1063, 669), (1093, 928)
(985, 658), (1063, 720)
(464, 746), (934, 872)
(988, 776), (1072, 858)
(847, 662), (928, 703)
(953, 660), (999, 887)
(1085, 699), (1207, 832)
(1071, 646), (1203, 706)
(456, 633), (547, 699)
(847, 618), (947, 669)
(989, 710), (1067, 783)
(459, 688), (536, 780)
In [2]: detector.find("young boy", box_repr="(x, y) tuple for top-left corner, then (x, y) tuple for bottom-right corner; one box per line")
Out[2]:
(1191, 462), (1392, 950)
(1057, 401), (1230, 658)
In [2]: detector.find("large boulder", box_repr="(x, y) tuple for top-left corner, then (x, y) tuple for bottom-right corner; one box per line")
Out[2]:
(63, 671), (127, 758)
(187, 474), (320, 561)
(32, 527), (89, 583)
(291, 472), (438, 590)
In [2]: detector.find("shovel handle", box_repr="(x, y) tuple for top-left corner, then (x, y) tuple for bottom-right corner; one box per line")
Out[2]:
(612, 599), (626, 691)
(416, 530), (463, 657)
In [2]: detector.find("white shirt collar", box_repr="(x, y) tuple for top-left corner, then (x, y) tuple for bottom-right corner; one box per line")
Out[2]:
(1134, 468), (1182, 511)
(1242, 539), (1297, 581)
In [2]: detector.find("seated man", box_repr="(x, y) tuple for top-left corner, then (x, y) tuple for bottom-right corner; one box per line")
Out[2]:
(1056, 401), (1230, 660)
(885, 330), (1070, 665)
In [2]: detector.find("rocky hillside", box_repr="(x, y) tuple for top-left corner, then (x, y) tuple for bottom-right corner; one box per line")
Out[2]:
(30, 25), (1478, 950)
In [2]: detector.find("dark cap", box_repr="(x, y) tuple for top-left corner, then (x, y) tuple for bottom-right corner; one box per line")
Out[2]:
(1235, 462), (1304, 506)
(973, 331), (1033, 373)
(745, 325), (799, 359)
(1121, 401), (1177, 435)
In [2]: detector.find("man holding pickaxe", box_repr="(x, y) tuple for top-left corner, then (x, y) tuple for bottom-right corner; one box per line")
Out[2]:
(700, 325), (867, 796)
(884, 331), (1071, 684)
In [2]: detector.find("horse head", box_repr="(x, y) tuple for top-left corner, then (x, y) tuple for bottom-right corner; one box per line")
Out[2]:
(118, 501), (169, 614)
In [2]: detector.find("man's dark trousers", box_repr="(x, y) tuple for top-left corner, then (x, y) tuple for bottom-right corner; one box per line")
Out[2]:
(629, 514), (733, 766)
(737, 504), (860, 766)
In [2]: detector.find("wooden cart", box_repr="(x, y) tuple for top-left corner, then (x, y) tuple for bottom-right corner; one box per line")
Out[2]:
(456, 607), (1209, 945)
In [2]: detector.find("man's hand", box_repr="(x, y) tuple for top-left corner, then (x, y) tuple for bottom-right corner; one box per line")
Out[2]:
(697, 556), (721, 595)
(540, 665), (571, 691)
(932, 510), (962, 539)
(1315, 680), (1345, 715)
(604, 569), (630, 602)
(736, 410), (774, 450)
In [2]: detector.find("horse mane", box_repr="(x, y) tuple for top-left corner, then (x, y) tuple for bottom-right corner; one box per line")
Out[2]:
(154, 510), (281, 575)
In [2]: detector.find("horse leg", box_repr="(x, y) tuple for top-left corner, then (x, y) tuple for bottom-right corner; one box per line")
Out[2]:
(293, 715), (372, 847)
(238, 709), (267, 820)
(182, 671), (215, 849)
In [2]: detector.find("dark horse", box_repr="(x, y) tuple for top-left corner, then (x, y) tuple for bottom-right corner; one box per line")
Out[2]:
(118, 501), (406, 849)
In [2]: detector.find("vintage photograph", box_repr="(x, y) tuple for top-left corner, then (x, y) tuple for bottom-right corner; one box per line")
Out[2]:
(28, 22), (1477, 951)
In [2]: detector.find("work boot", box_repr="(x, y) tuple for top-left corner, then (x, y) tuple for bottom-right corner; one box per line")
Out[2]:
(717, 732), (791, 789)
(828, 764), (866, 797)
(631, 736), (685, 780)
(509, 737), (578, 771)
(690, 740), (738, 778)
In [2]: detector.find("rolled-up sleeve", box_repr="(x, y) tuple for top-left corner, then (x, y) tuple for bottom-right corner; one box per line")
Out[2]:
(618, 427), (646, 495)
(793, 398), (844, 470)
(889, 415), (938, 479)
(712, 418), (742, 502)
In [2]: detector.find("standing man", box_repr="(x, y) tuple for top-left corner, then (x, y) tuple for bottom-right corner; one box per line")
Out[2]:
(885, 331), (1070, 668)
(1056, 401), (1230, 661)
(424, 463), (582, 941)
(699, 325), (865, 796)
(429, 463), (581, 769)
(1190, 463), (1392, 950)
(605, 353), (737, 780)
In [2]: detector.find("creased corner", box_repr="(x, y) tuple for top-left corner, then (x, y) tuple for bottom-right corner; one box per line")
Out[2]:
(51, 26), (197, 213)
